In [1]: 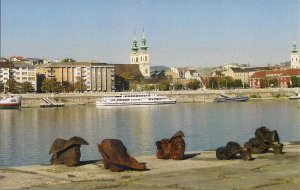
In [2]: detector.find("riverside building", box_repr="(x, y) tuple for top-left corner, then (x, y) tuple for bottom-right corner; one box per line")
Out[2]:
(130, 30), (150, 78)
(0, 62), (37, 91)
(37, 62), (115, 92)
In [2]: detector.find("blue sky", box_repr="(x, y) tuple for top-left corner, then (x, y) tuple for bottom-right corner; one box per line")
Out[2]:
(1, 0), (299, 67)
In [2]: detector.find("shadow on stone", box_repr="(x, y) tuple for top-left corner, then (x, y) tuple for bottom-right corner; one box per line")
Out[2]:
(183, 153), (201, 160)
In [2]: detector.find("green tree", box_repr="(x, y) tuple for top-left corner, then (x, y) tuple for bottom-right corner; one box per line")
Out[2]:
(62, 81), (74, 93)
(6, 78), (20, 93)
(19, 81), (34, 93)
(233, 79), (243, 88)
(208, 78), (218, 89)
(158, 80), (171, 91)
(174, 82), (183, 90)
(186, 79), (200, 90)
(74, 77), (87, 92)
(62, 58), (76, 62)
(290, 76), (300, 87)
(41, 78), (60, 93)
(0, 82), (4, 93)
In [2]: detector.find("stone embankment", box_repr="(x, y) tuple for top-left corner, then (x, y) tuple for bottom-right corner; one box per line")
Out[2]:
(0, 142), (299, 190)
(0, 88), (299, 107)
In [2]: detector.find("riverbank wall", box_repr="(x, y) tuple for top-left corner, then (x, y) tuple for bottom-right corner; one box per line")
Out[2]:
(1, 88), (299, 107)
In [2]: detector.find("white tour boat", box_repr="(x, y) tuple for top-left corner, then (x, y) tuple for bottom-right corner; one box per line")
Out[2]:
(96, 93), (176, 106)
(0, 96), (22, 109)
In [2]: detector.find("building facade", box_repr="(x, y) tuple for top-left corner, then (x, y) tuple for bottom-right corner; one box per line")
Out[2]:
(130, 31), (150, 77)
(37, 62), (115, 92)
(0, 62), (37, 91)
(249, 69), (300, 88)
(291, 43), (300, 69)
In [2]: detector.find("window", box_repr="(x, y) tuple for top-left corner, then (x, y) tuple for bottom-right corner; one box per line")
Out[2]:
(136, 57), (138, 62)
(145, 56), (147, 61)
(145, 68), (148, 74)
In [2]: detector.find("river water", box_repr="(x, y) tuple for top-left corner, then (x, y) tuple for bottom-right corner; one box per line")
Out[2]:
(0, 100), (299, 167)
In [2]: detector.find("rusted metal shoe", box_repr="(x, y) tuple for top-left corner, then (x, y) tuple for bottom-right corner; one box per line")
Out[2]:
(98, 139), (147, 172)
(216, 142), (245, 160)
(156, 131), (185, 160)
(49, 136), (89, 166)
(244, 126), (283, 154)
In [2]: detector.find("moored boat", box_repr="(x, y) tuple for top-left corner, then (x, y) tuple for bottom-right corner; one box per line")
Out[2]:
(214, 94), (249, 103)
(0, 96), (22, 109)
(289, 93), (300, 100)
(96, 93), (176, 106)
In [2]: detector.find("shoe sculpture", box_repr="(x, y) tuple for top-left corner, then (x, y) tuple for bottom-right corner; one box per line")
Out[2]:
(156, 131), (185, 160)
(49, 136), (89, 166)
(244, 126), (283, 154)
(98, 139), (147, 172)
(216, 141), (252, 160)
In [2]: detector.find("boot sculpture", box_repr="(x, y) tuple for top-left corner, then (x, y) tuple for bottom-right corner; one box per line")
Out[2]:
(216, 141), (252, 161)
(49, 136), (89, 166)
(244, 126), (283, 154)
(98, 139), (147, 172)
(156, 131), (185, 160)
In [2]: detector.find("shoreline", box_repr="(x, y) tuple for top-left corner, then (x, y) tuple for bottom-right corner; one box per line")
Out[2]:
(1, 142), (299, 190)
(1, 88), (299, 108)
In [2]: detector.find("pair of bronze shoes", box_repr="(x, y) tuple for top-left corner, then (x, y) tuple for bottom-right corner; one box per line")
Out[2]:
(49, 137), (146, 172)
(216, 126), (283, 161)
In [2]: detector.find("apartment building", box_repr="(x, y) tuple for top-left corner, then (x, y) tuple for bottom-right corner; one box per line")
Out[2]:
(0, 62), (37, 91)
(37, 62), (115, 92)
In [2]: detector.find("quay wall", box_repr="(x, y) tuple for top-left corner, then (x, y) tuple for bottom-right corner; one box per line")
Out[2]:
(1, 88), (299, 107)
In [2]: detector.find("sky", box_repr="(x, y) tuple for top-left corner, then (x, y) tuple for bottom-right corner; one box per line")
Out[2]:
(1, 0), (300, 67)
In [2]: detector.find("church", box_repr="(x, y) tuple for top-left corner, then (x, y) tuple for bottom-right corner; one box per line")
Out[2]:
(130, 31), (150, 78)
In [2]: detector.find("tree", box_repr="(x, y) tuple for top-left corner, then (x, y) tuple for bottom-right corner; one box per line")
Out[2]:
(62, 81), (74, 93)
(186, 79), (200, 90)
(74, 77), (87, 92)
(41, 78), (61, 93)
(174, 82), (183, 90)
(208, 77), (218, 89)
(0, 82), (4, 93)
(19, 82), (34, 93)
(6, 78), (20, 93)
(233, 79), (243, 88)
(158, 80), (171, 91)
(62, 58), (76, 62)
(290, 76), (300, 87)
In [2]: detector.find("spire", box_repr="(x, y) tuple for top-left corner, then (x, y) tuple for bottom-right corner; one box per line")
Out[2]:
(131, 32), (139, 52)
(292, 41), (298, 53)
(141, 29), (148, 51)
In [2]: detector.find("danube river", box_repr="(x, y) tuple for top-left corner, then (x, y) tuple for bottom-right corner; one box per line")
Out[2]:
(0, 100), (299, 167)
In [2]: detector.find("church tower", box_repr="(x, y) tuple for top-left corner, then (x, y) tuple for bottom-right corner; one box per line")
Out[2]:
(291, 42), (300, 69)
(130, 30), (150, 77)
(130, 34), (139, 64)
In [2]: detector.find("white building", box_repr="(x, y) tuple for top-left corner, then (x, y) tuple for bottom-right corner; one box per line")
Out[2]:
(291, 42), (300, 69)
(130, 31), (150, 77)
(0, 62), (37, 91)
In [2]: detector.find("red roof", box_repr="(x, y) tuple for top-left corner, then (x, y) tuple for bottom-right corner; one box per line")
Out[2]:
(250, 69), (300, 79)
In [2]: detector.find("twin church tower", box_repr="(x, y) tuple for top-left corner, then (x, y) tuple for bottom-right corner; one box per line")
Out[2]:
(130, 30), (150, 77)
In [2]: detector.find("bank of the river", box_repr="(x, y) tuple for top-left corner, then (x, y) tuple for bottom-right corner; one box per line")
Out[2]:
(1, 88), (300, 107)
(0, 142), (299, 190)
